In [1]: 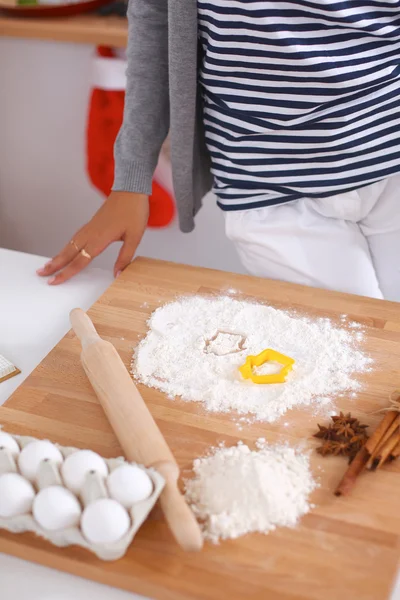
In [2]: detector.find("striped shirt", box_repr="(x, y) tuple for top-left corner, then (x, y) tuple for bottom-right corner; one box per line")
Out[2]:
(198, 0), (400, 211)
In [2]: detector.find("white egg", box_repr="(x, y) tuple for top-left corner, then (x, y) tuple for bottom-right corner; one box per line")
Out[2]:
(81, 498), (130, 545)
(0, 432), (20, 457)
(18, 440), (63, 482)
(61, 450), (108, 494)
(33, 486), (81, 531)
(0, 473), (35, 518)
(107, 464), (153, 507)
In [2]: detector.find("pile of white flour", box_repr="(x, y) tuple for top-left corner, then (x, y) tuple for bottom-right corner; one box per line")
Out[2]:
(184, 440), (316, 543)
(133, 296), (371, 422)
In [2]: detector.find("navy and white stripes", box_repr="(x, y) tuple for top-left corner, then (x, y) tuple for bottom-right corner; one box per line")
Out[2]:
(198, 0), (400, 210)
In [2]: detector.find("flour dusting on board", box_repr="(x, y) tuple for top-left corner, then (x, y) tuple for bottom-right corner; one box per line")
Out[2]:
(184, 440), (317, 543)
(133, 296), (371, 423)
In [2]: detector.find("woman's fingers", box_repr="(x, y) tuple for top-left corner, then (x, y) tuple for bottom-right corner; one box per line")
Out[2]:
(114, 236), (139, 278)
(37, 237), (84, 277)
(48, 246), (94, 285)
(43, 234), (137, 284)
(37, 193), (150, 284)
(47, 231), (113, 285)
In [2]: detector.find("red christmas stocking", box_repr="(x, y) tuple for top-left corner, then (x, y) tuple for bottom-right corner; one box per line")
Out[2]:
(86, 46), (175, 228)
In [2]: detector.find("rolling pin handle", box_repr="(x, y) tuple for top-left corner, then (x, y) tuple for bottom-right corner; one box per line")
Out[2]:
(70, 308), (101, 349)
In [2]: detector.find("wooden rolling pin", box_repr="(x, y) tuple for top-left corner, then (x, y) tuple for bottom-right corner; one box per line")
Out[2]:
(70, 308), (203, 552)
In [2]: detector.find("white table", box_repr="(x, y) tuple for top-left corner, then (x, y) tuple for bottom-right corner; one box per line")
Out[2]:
(1, 248), (399, 600)
(0, 249), (145, 600)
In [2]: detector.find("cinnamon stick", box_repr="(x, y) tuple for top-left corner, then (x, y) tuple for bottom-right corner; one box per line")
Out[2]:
(334, 446), (369, 496)
(390, 440), (400, 460)
(335, 411), (398, 496)
(366, 414), (400, 469)
(375, 430), (400, 469)
(364, 411), (398, 455)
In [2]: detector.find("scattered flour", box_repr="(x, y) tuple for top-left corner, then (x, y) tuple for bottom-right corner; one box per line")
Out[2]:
(133, 296), (371, 423)
(205, 331), (246, 356)
(184, 440), (317, 543)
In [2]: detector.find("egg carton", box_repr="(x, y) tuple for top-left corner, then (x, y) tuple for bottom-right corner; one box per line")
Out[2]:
(0, 432), (165, 560)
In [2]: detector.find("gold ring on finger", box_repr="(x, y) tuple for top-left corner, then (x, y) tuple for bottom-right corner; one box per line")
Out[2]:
(70, 240), (80, 252)
(80, 248), (92, 260)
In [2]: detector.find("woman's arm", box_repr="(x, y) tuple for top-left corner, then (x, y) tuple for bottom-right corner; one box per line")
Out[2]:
(114, 0), (169, 195)
(38, 0), (169, 284)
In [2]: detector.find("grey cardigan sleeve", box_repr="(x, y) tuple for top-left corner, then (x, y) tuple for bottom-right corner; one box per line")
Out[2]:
(113, 0), (169, 195)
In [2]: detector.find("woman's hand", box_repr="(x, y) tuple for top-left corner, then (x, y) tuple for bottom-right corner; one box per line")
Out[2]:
(37, 192), (149, 285)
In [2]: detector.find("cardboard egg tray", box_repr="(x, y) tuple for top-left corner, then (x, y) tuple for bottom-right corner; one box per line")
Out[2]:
(0, 432), (165, 560)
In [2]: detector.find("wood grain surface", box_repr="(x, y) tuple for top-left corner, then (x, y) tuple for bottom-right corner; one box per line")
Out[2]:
(0, 14), (127, 46)
(1, 257), (400, 600)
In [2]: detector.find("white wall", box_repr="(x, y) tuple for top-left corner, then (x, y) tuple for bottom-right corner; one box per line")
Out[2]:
(0, 38), (245, 274)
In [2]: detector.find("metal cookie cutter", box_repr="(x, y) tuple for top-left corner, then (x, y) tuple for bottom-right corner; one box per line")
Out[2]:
(239, 348), (295, 384)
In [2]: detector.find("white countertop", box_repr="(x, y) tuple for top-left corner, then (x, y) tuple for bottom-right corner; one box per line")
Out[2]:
(0, 248), (145, 600)
(0, 249), (113, 404)
(1, 248), (399, 600)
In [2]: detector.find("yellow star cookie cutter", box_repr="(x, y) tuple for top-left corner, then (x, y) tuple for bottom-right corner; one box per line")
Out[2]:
(239, 348), (295, 384)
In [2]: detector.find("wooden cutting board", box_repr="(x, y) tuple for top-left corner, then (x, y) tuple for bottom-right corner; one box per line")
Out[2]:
(1, 257), (400, 600)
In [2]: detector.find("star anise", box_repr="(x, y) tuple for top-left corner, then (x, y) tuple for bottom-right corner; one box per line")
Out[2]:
(330, 440), (352, 456)
(317, 441), (336, 456)
(317, 440), (350, 457)
(331, 412), (358, 427)
(313, 424), (337, 440)
(313, 412), (369, 461)
(335, 423), (355, 438)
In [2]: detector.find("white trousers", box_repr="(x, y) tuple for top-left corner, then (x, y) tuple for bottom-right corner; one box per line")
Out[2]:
(225, 175), (400, 301)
